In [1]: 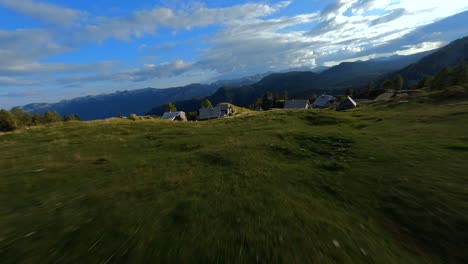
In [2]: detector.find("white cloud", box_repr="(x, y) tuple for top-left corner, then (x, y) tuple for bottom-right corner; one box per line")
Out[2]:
(78, 1), (292, 42)
(0, 29), (65, 62)
(0, 76), (39, 86)
(395, 41), (444, 55)
(0, 0), (467, 94)
(119, 60), (194, 82)
(0, 61), (117, 76)
(0, 0), (86, 26)
(59, 60), (195, 84)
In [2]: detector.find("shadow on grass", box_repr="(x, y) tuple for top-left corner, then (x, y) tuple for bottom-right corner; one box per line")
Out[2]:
(93, 158), (110, 165)
(319, 161), (346, 171)
(302, 113), (343, 126)
(199, 152), (233, 167)
(446, 145), (468, 151)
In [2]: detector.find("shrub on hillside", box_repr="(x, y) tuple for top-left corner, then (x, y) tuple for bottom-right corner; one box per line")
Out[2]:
(43, 111), (62, 123)
(10, 107), (33, 127)
(63, 113), (81, 122)
(187, 112), (198, 121)
(431, 86), (468, 100)
(32, 113), (43, 125)
(0, 110), (18, 132)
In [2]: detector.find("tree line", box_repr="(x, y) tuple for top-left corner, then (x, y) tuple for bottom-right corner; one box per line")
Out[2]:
(415, 61), (468, 90)
(350, 60), (468, 99)
(0, 108), (81, 132)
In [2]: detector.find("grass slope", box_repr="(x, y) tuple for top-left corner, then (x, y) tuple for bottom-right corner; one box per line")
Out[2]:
(1, 91), (467, 263)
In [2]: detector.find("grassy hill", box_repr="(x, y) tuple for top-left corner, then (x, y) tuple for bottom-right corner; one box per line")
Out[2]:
(1, 89), (467, 263)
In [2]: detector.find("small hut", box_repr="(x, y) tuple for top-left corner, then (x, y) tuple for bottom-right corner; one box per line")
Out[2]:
(312, 95), (339, 108)
(284, 99), (311, 109)
(337, 96), (357, 111)
(198, 103), (236, 120)
(198, 106), (223, 120)
(161, 111), (188, 121)
(217, 103), (236, 116)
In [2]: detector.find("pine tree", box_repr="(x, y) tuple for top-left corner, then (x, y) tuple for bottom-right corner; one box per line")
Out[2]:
(393, 74), (404, 91)
(261, 92), (273, 110)
(273, 93), (279, 107)
(166, 102), (177, 112)
(201, 99), (212, 109)
(367, 81), (375, 97)
(451, 61), (468, 85)
(431, 66), (450, 90)
(381, 80), (393, 91)
(281, 91), (288, 100)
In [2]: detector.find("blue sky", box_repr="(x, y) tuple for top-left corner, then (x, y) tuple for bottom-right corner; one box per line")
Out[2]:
(1, 0), (468, 108)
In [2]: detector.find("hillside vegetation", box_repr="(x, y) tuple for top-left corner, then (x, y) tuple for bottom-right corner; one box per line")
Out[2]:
(1, 87), (467, 263)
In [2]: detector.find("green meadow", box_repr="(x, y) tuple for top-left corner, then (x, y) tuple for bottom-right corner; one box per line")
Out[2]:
(1, 90), (467, 263)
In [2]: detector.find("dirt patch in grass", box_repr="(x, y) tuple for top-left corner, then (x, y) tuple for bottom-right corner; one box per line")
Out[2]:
(93, 158), (110, 165)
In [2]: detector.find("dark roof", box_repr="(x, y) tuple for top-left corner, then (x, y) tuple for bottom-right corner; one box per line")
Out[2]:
(162, 111), (187, 121)
(312, 95), (338, 108)
(198, 106), (222, 120)
(337, 96), (357, 111)
(284, 100), (310, 109)
(217, 103), (231, 112)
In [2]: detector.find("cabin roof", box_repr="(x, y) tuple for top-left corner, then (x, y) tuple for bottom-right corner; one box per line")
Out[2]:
(312, 95), (338, 107)
(337, 96), (357, 109)
(284, 99), (310, 109)
(198, 106), (222, 120)
(162, 111), (186, 121)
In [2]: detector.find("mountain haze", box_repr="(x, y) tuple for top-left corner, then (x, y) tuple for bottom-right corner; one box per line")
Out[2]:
(19, 74), (269, 120)
(147, 51), (437, 115)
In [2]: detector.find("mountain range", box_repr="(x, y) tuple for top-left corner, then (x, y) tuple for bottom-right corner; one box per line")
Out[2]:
(19, 73), (270, 120)
(396, 36), (468, 83)
(147, 50), (440, 115)
(19, 49), (436, 120)
(18, 33), (468, 120)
